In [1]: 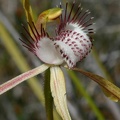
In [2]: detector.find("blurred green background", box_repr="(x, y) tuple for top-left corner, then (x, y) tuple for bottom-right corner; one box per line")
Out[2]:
(0, 0), (120, 120)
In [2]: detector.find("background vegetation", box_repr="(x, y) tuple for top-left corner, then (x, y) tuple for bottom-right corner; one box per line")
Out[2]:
(0, 0), (120, 120)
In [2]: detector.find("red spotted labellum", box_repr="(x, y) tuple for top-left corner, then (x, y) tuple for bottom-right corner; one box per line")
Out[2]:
(20, 1), (94, 68)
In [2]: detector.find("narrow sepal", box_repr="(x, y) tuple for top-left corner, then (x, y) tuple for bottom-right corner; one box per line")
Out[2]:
(0, 64), (49, 95)
(50, 66), (71, 120)
(72, 67), (120, 102)
(22, 0), (34, 35)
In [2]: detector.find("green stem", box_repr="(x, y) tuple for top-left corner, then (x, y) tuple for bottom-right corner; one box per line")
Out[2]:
(68, 70), (105, 120)
(44, 68), (53, 120)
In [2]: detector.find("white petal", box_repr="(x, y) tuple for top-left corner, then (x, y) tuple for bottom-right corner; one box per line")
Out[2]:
(35, 37), (64, 65)
(55, 23), (92, 68)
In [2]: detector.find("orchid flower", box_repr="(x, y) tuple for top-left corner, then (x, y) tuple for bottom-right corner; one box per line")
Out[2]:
(1, 1), (120, 120)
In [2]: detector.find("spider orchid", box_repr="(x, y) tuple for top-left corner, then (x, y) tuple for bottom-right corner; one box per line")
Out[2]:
(1, 1), (120, 120)
(20, 9), (93, 68)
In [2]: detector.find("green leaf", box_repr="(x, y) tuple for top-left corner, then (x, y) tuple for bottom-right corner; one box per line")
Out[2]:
(50, 66), (71, 120)
(72, 67), (120, 102)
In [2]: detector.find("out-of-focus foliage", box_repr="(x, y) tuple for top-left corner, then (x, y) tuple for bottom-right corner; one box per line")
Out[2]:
(0, 0), (120, 120)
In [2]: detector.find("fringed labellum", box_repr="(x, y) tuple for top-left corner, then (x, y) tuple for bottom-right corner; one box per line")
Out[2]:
(20, 1), (94, 68)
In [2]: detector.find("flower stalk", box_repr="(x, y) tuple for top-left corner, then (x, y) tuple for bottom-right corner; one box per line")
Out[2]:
(44, 68), (53, 120)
